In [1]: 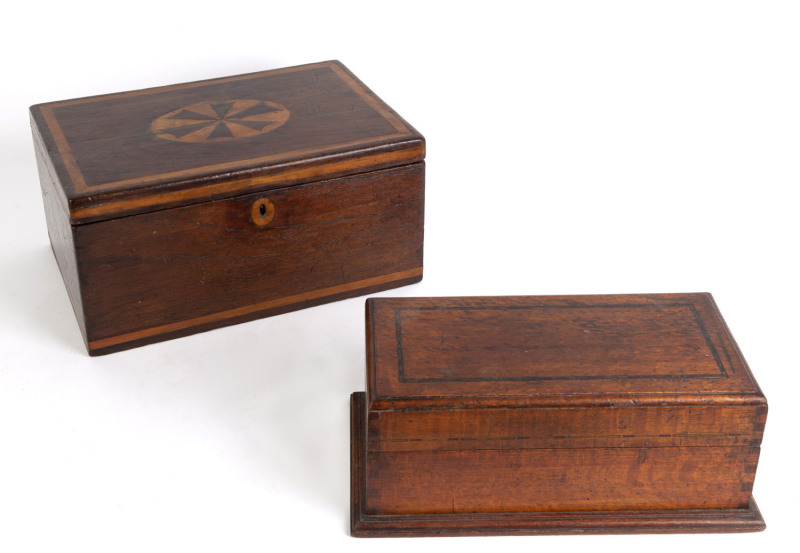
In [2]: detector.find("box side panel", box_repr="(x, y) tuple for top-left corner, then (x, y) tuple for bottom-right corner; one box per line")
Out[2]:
(364, 444), (760, 515)
(33, 130), (87, 345)
(75, 163), (424, 354)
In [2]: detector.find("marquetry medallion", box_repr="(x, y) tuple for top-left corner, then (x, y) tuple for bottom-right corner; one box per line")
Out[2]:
(151, 99), (290, 143)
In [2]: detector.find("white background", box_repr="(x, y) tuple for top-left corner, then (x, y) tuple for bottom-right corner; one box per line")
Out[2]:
(1, 1), (797, 551)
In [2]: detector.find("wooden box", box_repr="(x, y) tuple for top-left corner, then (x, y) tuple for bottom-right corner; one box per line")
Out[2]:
(30, 61), (424, 355)
(351, 294), (767, 536)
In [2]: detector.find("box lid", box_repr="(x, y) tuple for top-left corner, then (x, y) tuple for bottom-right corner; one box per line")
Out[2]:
(30, 61), (424, 224)
(366, 293), (765, 411)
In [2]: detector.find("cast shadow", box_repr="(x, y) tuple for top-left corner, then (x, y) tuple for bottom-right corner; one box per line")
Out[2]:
(3, 244), (372, 531)
(0, 244), (85, 355)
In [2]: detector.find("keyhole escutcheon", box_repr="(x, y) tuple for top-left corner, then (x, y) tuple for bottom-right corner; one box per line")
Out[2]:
(251, 198), (275, 227)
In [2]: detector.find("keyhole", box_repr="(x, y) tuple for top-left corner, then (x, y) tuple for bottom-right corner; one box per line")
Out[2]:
(251, 198), (275, 227)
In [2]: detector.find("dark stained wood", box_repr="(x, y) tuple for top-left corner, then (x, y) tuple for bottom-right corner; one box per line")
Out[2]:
(30, 62), (425, 354)
(34, 131), (86, 343)
(30, 61), (424, 224)
(352, 293), (767, 536)
(79, 164), (422, 355)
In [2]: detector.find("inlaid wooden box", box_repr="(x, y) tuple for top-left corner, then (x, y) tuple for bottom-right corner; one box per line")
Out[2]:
(30, 61), (424, 355)
(351, 294), (767, 536)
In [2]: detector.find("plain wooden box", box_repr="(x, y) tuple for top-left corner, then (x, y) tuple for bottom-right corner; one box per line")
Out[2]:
(30, 61), (424, 355)
(351, 293), (767, 536)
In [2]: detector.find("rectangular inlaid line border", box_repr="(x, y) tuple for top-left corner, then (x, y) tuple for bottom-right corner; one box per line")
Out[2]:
(393, 303), (730, 384)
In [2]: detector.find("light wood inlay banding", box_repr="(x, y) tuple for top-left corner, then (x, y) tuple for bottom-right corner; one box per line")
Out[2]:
(88, 267), (422, 352)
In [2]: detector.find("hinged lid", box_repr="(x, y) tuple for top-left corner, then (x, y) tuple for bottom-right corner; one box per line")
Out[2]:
(366, 293), (765, 411)
(30, 61), (424, 224)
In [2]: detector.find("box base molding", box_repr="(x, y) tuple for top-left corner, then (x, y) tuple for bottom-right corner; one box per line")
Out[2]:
(350, 392), (765, 537)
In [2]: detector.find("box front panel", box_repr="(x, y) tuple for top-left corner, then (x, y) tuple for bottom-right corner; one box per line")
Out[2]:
(364, 402), (764, 515)
(368, 404), (764, 451)
(365, 444), (760, 515)
(75, 163), (423, 353)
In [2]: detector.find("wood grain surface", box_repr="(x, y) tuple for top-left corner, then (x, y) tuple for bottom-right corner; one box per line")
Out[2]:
(353, 293), (767, 536)
(366, 294), (762, 407)
(350, 393), (766, 537)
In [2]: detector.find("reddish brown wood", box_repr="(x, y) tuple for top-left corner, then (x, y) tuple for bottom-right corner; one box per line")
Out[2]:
(30, 61), (425, 354)
(351, 393), (765, 536)
(352, 293), (767, 536)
